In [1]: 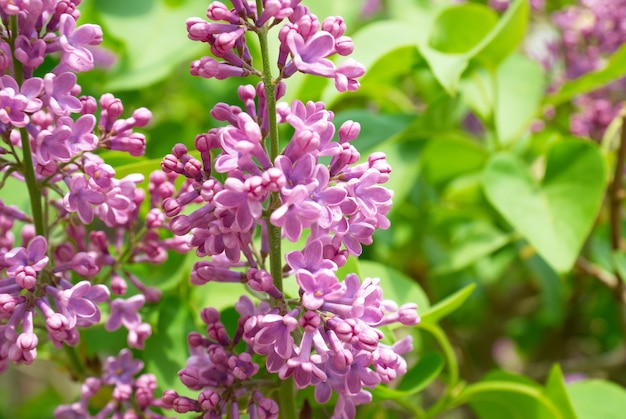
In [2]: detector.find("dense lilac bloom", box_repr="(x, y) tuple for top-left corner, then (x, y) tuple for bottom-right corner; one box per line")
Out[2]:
(285, 31), (336, 77)
(44, 281), (108, 328)
(0, 87), (30, 127)
(43, 72), (82, 116)
(271, 183), (323, 241)
(4, 235), (49, 277)
(158, 3), (416, 418)
(102, 349), (144, 386)
(0, 75), (43, 112)
(106, 294), (145, 331)
(63, 174), (106, 224)
(57, 14), (103, 73)
(296, 268), (344, 310)
(14, 35), (46, 70)
(35, 125), (73, 164)
(286, 239), (338, 274)
(213, 176), (265, 232)
(58, 114), (98, 152)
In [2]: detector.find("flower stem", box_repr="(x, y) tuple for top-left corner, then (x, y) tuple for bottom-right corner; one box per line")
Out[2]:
(256, 11), (284, 298)
(255, 4), (296, 418)
(9, 17), (44, 236)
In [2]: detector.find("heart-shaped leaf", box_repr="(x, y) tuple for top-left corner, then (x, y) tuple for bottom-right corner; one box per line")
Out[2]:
(483, 140), (606, 273)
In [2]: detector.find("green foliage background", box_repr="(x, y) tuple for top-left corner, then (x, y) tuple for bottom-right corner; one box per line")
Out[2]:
(3, 0), (626, 417)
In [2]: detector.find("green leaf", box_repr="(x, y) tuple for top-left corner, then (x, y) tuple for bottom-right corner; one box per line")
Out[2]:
(350, 21), (422, 72)
(432, 221), (512, 275)
(494, 53), (547, 144)
(323, 20), (421, 105)
(428, 4), (499, 54)
(143, 294), (196, 392)
(372, 352), (443, 400)
(524, 253), (566, 325)
(567, 379), (626, 419)
(546, 43), (626, 106)
(359, 260), (430, 311)
(333, 110), (415, 153)
(544, 365), (577, 419)
(469, 0), (530, 69)
(420, 0), (529, 93)
(421, 133), (488, 185)
(396, 351), (444, 392)
(375, 138), (425, 212)
(483, 139), (606, 273)
(113, 158), (162, 180)
(611, 250), (626, 281)
(464, 380), (562, 419)
(420, 283), (475, 323)
(94, 0), (204, 90)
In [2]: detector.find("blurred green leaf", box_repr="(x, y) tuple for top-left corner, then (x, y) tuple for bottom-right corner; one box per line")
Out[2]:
(113, 158), (162, 180)
(544, 365), (577, 419)
(372, 352), (443, 400)
(432, 221), (512, 275)
(567, 379), (626, 419)
(420, 283), (475, 323)
(359, 260), (430, 311)
(483, 139), (606, 273)
(494, 53), (547, 144)
(465, 380), (562, 419)
(428, 4), (499, 54)
(333, 110), (415, 153)
(421, 0), (529, 93)
(143, 293), (196, 392)
(546, 43), (626, 106)
(94, 0), (204, 90)
(611, 250), (626, 281)
(421, 133), (487, 185)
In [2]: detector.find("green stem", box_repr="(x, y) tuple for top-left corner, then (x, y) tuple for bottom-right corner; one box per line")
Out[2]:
(64, 345), (86, 380)
(609, 111), (626, 334)
(9, 17), (44, 236)
(256, 7), (284, 298)
(277, 377), (297, 419)
(420, 322), (462, 418)
(254, 4), (296, 418)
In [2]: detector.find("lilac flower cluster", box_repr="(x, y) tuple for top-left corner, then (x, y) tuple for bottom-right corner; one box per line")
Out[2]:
(160, 2), (419, 418)
(552, 0), (626, 139)
(55, 349), (169, 418)
(0, 1), (179, 375)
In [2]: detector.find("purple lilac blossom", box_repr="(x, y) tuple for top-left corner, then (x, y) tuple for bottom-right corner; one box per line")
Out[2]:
(159, 2), (420, 418)
(0, 0), (181, 401)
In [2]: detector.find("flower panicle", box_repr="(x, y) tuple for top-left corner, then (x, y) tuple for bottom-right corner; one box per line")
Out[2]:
(157, 2), (420, 419)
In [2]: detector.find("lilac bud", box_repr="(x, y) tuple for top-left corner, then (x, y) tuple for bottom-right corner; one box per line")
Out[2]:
(322, 16), (347, 38)
(128, 322), (151, 349)
(15, 265), (37, 289)
(81, 377), (102, 398)
(199, 390), (220, 410)
(169, 214), (191, 235)
(162, 197), (182, 217)
(132, 107), (152, 126)
(172, 143), (188, 158)
(162, 154), (179, 173)
(111, 273), (127, 295)
(161, 390), (179, 408)
(398, 303), (420, 325)
(262, 167), (286, 192)
(100, 93), (123, 119)
(338, 120), (360, 142)
(146, 208), (165, 228)
(0, 294), (18, 313)
(110, 133), (146, 156)
(187, 331), (205, 347)
(80, 95), (97, 115)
